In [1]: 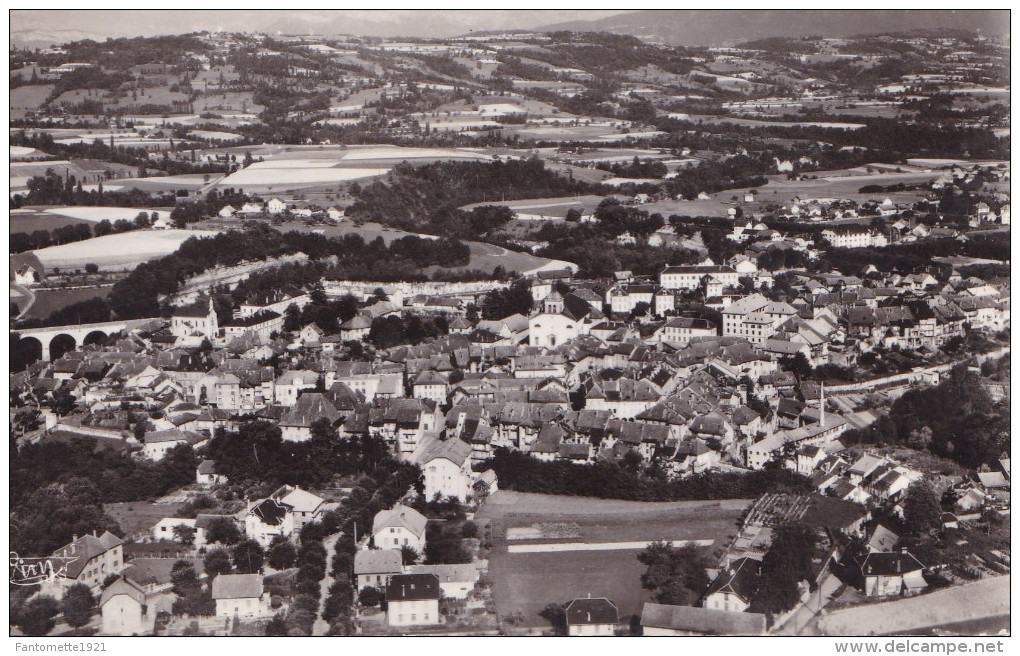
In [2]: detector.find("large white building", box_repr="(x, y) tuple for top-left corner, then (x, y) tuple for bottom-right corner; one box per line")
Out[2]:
(820, 228), (888, 249)
(372, 504), (428, 553)
(721, 293), (797, 345)
(660, 265), (739, 291)
(411, 434), (474, 502)
(528, 291), (595, 348)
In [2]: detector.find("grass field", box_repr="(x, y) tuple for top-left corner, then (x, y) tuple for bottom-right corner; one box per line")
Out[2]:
(478, 492), (751, 628)
(11, 209), (92, 234)
(106, 501), (183, 538)
(22, 286), (112, 320)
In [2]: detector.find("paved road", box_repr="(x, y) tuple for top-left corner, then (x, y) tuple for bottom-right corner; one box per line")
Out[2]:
(312, 532), (342, 636)
(773, 570), (844, 636)
(11, 283), (35, 320)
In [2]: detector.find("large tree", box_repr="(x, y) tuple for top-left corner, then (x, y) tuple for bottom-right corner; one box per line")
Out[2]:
(232, 539), (265, 574)
(903, 480), (942, 536)
(203, 548), (233, 578)
(61, 583), (96, 631)
(16, 595), (60, 636)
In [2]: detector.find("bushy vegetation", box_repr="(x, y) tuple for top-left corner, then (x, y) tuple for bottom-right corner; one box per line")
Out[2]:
(483, 447), (814, 501)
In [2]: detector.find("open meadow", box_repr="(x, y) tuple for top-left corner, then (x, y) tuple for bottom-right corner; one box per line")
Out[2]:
(477, 491), (751, 628)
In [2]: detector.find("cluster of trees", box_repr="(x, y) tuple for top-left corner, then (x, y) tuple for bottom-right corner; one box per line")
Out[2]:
(368, 313), (450, 350)
(207, 420), (395, 490)
(536, 223), (703, 279)
(480, 279), (533, 320)
(663, 154), (772, 200)
(483, 448), (814, 502)
(347, 158), (593, 238)
(637, 541), (712, 605)
(105, 225), (477, 322)
(282, 284), (358, 335)
(11, 583), (97, 636)
(839, 363), (1009, 468)
(11, 439), (198, 555)
(592, 198), (666, 239)
(12, 169), (177, 209)
(597, 156), (668, 179)
(748, 523), (819, 616)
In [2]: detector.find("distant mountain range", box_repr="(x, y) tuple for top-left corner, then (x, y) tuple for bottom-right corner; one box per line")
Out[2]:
(10, 9), (1009, 50)
(538, 9), (1010, 46)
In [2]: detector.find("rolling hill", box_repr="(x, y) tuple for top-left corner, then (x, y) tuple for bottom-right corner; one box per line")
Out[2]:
(539, 9), (1010, 46)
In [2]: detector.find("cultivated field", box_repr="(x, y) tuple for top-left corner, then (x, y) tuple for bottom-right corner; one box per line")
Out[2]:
(11, 208), (92, 234)
(31, 229), (218, 270)
(216, 163), (390, 190)
(478, 491), (751, 628)
(21, 286), (112, 320)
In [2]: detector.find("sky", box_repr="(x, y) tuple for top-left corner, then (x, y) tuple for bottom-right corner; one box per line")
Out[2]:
(10, 9), (632, 44)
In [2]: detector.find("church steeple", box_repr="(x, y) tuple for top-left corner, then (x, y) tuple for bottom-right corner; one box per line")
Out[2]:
(544, 290), (564, 314)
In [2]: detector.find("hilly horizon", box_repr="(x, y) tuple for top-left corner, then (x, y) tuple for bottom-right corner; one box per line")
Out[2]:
(539, 9), (1010, 46)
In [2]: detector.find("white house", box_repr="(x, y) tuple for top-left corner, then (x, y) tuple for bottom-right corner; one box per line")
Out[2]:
(100, 578), (157, 636)
(372, 504), (427, 554)
(218, 205), (237, 218)
(354, 549), (403, 591)
(211, 573), (272, 619)
(244, 497), (295, 547)
(405, 563), (479, 600)
(266, 198), (287, 215)
(528, 291), (594, 348)
(702, 557), (759, 612)
(196, 460), (227, 486)
(858, 550), (927, 597)
(386, 573), (441, 628)
(411, 434), (474, 502)
(142, 429), (207, 461)
(565, 597), (619, 636)
(274, 369), (318, 406)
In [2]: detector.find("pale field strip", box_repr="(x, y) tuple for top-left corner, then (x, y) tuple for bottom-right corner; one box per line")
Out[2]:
(41, 206), (172, 222)
(507, 539), (715, 553)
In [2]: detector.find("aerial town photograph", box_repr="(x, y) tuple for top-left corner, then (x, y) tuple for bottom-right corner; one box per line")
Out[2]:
(6, 6), (1011, 644)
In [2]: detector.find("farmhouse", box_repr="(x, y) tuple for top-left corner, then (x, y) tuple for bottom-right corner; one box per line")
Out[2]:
(211, 573), (272, 619)
(43, 531), (126, 598)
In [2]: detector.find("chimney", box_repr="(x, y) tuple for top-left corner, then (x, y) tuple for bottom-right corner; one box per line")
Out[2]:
(819, 382), (825, 428)
(73, 533), (78, 543)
